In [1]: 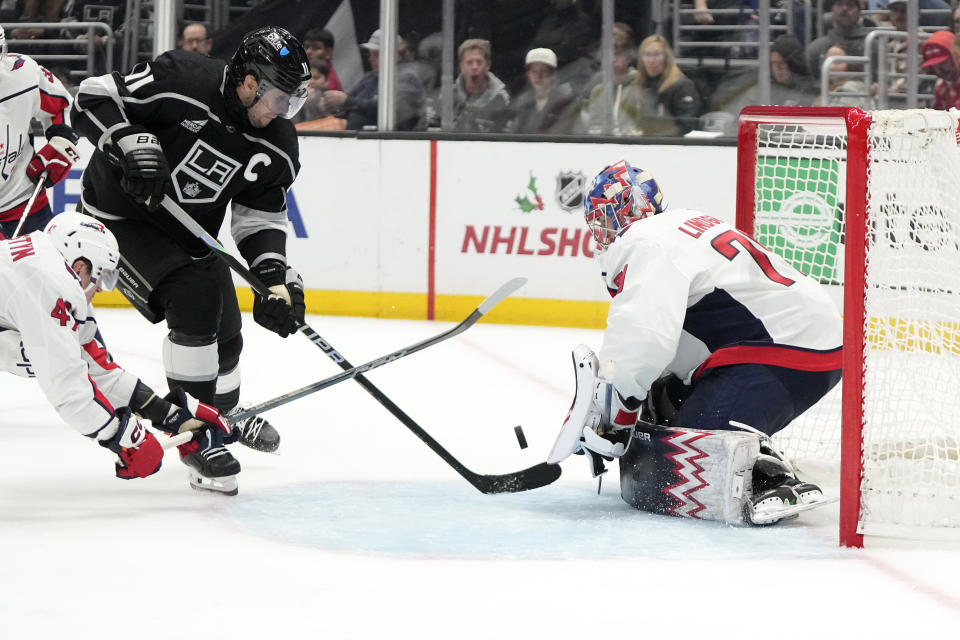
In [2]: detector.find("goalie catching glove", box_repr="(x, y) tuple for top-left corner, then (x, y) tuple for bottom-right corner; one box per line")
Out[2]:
(251, 259), (306, 338)
(547, 344), (641, 476)
(104, 125), (171, 211)
(99, 407), (164, 479)
(26, 125), (81, 188)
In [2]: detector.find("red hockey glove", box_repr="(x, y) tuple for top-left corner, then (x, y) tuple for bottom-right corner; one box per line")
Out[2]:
(159, 387), (233, 437)
(26, 136), (80, 188)
(101, 407), (164, 479)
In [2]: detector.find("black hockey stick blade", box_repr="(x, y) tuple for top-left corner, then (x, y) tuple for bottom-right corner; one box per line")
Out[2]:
(227, 276), (528, 423)
(158, 195), (558, 494)
(466, 462), (562, 494)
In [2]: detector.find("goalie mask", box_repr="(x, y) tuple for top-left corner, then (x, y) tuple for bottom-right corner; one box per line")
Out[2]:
(584, 161), (666, 250)
(45, 213), (120, 292)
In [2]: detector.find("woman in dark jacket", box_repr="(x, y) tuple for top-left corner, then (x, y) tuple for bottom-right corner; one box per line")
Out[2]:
(620, 35), (702, 136)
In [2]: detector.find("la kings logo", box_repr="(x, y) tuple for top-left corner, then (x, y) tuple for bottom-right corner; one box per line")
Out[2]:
(172, 139), (241, 203)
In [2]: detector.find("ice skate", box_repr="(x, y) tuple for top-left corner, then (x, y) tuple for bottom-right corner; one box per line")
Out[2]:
(227, 403), (280, 453)
(178, 428), (241, 496)
(745, 451), (833, 525)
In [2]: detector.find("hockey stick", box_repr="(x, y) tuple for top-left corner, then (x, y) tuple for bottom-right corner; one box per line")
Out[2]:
(157, 288), (513, 453)
(227, 278), (522, 422)
(161, 431), (194, 450)
(156, 195), (561, 493)
(12, 172), (48, 237)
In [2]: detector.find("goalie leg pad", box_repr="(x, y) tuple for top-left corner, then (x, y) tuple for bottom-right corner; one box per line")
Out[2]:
(618, 422), (761, 524)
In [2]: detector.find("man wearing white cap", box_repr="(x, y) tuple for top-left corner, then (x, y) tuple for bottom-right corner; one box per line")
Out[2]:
(507, 48), (577, 134)
(340, 28), (425, 130)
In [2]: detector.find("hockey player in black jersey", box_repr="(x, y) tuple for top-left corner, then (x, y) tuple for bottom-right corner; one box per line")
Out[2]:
(70, 26), (311, 494)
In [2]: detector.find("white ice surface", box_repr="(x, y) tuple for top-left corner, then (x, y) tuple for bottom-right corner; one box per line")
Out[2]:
(3, 308), (960, 638)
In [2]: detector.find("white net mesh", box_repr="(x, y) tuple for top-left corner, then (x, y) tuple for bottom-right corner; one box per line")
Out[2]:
(747, 109), (960, 536)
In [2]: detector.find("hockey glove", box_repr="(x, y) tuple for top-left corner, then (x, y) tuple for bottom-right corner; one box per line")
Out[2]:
(106, 125), (170, 212)
(162, 387), (234, 437)
(101, 407), (164, 479)
(547, 344), (640, 467)
(251, 260), (305, 338)
(26, 126), (81, 188)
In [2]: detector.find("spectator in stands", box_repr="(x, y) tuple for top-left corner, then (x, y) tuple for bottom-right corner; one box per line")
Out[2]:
(177, 23), (212, 55)
(340, 29), (425, 131)
(817, 45), (874, 108)
(526, 0), (596, 91)
(806, 0), (873, 82)
(579, 43), (638, 135)
(920, 30), (960, 110)
(875, 0), (936, 107)
(295, 59), (347, 125)
(302, 28), (343, 91)
(579, 22), (637, 102)
(617, 34), (702, 137)
(506, 48), (577, 135)
(725, 34), (818, 117)
(409, 31), (443, 129)
(869, 0), (950, 28)
(10, 0), (63, 41)
(767, 34), (817, 106)
(60, 0), (126, 74)
(453, 38), (511, 133)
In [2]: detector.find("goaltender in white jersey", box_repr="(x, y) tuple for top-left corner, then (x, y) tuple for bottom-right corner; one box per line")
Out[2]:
(0, 213), (234, 485)
(549, 161), (842, 525)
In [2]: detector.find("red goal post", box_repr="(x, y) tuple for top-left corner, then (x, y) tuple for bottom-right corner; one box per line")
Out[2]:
(735, 106), (960, 547)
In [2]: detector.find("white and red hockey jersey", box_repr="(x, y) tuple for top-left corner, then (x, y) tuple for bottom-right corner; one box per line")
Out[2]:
(597, 208), (843, 400)
(0, 54), (73, 221)
(0, 231), (138, 439)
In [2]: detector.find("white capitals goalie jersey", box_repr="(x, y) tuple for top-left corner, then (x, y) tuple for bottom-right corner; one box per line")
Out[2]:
(597, 208), (843, 401)
(0, 232), (138, 439)
(0, 54), (72, 219)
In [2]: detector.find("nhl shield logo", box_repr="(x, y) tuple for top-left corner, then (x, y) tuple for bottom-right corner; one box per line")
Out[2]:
(555, 170), (586, 212)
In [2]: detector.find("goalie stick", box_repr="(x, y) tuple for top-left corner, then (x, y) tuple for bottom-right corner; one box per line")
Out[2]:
(157, 195), (561, 494)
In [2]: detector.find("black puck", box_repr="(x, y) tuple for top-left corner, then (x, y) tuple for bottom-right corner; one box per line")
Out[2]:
(514, 425), (528, 449)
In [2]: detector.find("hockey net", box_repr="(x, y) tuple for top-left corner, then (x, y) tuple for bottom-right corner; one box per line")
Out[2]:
(736, 107), (960, 546)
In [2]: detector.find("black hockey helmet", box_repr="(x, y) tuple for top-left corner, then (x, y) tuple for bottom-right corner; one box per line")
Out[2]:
(229, 26), (310, 118)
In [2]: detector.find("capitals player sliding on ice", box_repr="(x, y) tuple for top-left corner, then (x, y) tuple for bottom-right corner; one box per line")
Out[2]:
(0, 26), (81, 238)
(548, 161), (843, 525)
(0, 213), (235, 487)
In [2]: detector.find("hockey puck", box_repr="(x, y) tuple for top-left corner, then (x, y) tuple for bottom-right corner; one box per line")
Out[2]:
(514, 425), (528, 449)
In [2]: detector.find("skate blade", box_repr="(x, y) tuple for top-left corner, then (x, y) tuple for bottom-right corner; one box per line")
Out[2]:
(746, 496), (838, 525)
(187, 471), (239, 496)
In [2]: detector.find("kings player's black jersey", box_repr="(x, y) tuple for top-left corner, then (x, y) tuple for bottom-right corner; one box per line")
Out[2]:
(71, 49), (300, 263)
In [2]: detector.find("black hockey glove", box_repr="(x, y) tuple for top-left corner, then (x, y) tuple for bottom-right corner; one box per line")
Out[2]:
(106, 125), (171, 212)
(252, 260), (305, 338)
